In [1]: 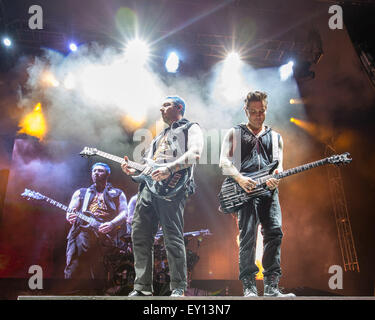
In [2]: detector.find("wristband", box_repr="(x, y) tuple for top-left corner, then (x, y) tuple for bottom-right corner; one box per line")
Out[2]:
(167, 166), (173, 176)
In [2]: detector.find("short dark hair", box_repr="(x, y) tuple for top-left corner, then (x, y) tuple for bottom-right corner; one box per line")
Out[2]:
(92, 162), (111, 175)
(244, 91), (268, 107)
(166, 96), (186, 116)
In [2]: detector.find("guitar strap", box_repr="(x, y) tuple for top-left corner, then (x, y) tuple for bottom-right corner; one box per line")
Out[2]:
(271, 130), (280, 162)
(82, 188), (93, 212)
(184, 122), (197, 179)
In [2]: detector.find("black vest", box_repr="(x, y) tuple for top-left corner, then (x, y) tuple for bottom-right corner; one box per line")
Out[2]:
(150, 118), (198, 195)
(77, 183), (122, 221)
(234, 124), (278, 174)
(67, 183), (123, 239)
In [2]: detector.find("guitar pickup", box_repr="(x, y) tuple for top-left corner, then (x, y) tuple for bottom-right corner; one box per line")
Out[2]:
(167, 173), (181, 188)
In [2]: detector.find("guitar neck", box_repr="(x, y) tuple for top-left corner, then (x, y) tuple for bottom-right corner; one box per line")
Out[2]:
(95, 150), (145, 172)
(41, 196), (91, 223)
(42, 196), (70, 212)
(277, 158), (328, 179)
(259, 158), (329, 184)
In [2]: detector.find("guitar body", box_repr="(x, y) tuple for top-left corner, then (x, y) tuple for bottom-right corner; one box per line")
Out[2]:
(131, 159), (190, 199)
(218, 161), (278, 214)
(76, 211), (117, 244)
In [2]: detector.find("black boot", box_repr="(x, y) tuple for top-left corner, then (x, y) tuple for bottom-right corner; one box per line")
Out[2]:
(242, 277), (258, 297)
(263, 274), (295, 297)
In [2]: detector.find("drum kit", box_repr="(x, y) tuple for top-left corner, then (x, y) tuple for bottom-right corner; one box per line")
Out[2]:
(103, 224), (212, 294)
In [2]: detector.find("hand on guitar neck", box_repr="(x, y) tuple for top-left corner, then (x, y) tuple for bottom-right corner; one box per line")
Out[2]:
(265, 169), (280, 190)
(235, 169), (280, 193)
(121, 156), (137, 176)
(66, 208), (114, 234)
(66, 208), (78, 224)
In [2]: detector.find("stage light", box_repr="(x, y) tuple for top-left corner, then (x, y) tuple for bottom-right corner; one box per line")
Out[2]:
(290, 117), (295, 123)
(69, 43), (78, 52)
(2, 37), (12, 47)
(165, 52), (179, 73)
(124, 38), (150, 65)
(279, 61), (294, 81)
(218, 51), (245, 101)
(290, 98), (304, 105)
(18, 103), (47, 140)
(224, 51), (241, 68)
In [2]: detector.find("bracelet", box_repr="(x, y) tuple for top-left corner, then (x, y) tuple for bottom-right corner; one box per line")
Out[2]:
(167, 166), (173, 176)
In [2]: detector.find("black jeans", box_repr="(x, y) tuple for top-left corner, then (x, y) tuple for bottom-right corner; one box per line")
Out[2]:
(64, 228), (107, 279)
(131, 186), (188, 292)
(237, 189), (283, 282)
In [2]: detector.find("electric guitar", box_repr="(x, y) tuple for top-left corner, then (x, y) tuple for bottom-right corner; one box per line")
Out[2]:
(21, 188), (117, 243)
(80, 147), (191, 199)
(218, 152), (352, 214)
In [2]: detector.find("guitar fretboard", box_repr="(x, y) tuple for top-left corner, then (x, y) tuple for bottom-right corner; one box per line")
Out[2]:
(259, 158), (328, 184)
(38, 195), (91, 223)
(96, 150), (145, 172)
(43, 196), (70, 212)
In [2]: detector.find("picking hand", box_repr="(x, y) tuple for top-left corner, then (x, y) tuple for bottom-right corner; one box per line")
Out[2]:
(99, 222), (114, 234)
(236, 175), (257, 193)
(151, 167), (171, 181)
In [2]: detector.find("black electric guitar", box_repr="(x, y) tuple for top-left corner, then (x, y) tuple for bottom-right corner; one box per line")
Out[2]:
(21, 188), (117, 243)
(218, 152), (352, 214)
(80, 147), (191, 199)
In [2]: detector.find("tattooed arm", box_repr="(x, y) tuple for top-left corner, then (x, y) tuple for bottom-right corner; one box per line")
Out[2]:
(167, 124), (204, 173)
(151, 124), (204, 181)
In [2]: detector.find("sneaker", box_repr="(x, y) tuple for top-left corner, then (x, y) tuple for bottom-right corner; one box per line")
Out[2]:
(244, 287), (258, 297)
(263, 284), (295, 297)
(242, 277), (258, 297)
(170, 288), (184, 297)
(128, 290), (152, 297)
(263, 275), (295, 297)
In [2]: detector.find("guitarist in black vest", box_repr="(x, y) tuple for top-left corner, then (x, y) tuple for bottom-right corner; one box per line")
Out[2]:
(121, 96), (204, 297)
(64, 163), (128, 280)
(219, 91), (295, 297)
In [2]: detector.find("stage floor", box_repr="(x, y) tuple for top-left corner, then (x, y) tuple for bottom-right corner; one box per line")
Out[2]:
(17, 295), (375, 300)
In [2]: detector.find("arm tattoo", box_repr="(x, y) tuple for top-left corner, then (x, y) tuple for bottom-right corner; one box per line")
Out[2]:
(167, 124), (204, 173)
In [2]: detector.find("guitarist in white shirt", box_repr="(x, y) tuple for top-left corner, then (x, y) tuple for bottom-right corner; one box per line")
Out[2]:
(219, 91), (295, 297)
(121, 96), (204, 297)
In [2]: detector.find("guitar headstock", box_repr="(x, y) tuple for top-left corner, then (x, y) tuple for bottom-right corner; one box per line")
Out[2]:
(327, 152), (352, 166)
(80, 147), (98, 158)
(200, 229), (213, 236)
(21, 189), (46, 201)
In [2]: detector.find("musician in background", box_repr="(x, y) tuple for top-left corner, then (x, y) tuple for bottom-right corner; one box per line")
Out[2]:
(65, 162), (128, 279)
(121, 96), (204, 297)
(219, 91), (295, 297)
